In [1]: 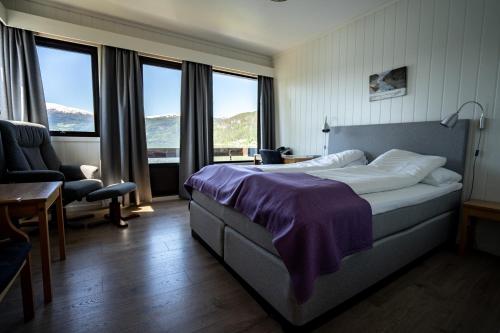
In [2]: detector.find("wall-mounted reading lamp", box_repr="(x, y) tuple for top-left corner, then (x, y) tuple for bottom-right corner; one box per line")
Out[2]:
(441, 100), (486, 200)
(440, 100), (486, 130)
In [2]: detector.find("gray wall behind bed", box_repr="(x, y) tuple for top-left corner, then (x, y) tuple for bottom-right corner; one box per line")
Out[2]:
(328, 120), (470, 175)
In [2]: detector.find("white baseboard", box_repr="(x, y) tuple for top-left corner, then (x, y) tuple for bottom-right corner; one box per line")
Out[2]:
(65, 200), (105, 213)
(65, 195), (182, 213)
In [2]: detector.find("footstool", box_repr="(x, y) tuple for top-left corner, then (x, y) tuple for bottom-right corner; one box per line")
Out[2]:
(86, 182), (139, 228)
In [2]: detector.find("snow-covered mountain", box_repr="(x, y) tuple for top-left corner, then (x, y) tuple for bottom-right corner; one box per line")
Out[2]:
(46, 103), (93, 116)
(46, 103), (94, 132)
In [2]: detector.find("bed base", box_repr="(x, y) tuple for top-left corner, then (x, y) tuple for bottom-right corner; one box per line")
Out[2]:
(190, 201), (456, 327)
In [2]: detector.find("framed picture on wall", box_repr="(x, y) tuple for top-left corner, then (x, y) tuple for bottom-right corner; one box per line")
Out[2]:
(369, 66), (407, 102)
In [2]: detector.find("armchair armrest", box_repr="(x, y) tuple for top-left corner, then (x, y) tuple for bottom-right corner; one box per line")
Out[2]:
(60, 165), (99, 181)
(6, 170), (65, 183)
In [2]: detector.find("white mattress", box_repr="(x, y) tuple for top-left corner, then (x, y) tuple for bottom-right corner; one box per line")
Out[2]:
(363, 182), (462, 215)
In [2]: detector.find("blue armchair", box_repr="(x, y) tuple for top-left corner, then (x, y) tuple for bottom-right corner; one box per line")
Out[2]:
(259, 149), (283, 165)
(0, 120), (102, 222)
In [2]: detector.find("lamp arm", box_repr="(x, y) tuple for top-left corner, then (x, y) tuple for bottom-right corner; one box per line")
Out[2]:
(456, 101), (485, 116)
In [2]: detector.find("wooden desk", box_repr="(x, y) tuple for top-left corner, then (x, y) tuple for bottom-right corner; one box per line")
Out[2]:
(282, 155), (319, 164)
(459, 200), (500, 255)
(0, 182), (65, 303)
(253, 154), (319, 165)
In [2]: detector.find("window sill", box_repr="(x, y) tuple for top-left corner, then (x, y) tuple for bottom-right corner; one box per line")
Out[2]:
(213, 160), (254, 164)
(148, 162), (179, 167)
(50, 136), (100, 143)
(148, 158), (180, 164)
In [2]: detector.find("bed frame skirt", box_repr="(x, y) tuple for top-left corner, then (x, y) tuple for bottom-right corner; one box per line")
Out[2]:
(190, 201), (456, 326)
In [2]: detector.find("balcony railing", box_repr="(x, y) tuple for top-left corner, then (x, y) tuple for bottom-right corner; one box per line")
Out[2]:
(147, 147), (258, 163)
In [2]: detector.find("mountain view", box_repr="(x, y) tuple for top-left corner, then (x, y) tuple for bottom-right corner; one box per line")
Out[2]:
(144, 111), (258, 149)
(213, 111), (257, 149)
(144, 114), (180, 148)
(145, 111), (258, 162)
(47, 103), (95, 132)
(46, 104), (257, 150)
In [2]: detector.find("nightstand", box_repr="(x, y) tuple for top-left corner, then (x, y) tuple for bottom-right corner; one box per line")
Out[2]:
(459, 200), (500, 255)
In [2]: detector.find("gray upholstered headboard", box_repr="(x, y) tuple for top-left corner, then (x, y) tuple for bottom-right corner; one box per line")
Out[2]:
(328, 120), (470, 175)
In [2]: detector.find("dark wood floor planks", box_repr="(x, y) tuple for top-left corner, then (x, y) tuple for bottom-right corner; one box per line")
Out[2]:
(0, 199), (499, 333)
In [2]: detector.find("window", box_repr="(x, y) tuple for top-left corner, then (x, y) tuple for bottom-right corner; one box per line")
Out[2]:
(35, 37), (99, 136)
(141, 57), (182, 164)
(213, 71), (258, 162)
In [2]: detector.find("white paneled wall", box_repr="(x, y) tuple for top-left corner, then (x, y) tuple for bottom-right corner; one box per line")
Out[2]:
(51, 137), (100, 169)
(275, 0), (500, 203)
(51, 137), (102, 211)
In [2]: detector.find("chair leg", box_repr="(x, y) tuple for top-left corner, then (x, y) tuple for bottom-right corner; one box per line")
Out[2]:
(105, 197), (139, 228)
(109, 199), (123, 227)
(20, 257), (34, 322)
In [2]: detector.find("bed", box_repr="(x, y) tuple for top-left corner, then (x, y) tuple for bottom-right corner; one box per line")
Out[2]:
(188, 120), (470, 326)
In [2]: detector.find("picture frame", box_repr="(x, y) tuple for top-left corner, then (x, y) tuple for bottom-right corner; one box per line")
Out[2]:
(369, 66), (407, 102)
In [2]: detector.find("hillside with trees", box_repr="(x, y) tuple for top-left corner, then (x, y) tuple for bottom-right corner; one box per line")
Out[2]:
(47, 104), (257, 149)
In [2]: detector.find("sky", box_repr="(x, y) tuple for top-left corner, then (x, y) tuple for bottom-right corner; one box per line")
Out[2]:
(143, 66), (257, 118)
(143, 64), (181, 116)
(37, 46), (95, 112)
(213, 72), (257, 118)
(37, 45), (257, 118)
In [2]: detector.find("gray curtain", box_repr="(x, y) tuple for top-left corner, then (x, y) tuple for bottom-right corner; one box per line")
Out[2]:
(179, 61), (213, 199)
(100, 46), (152, 204)
(257, 76), (275, 150)
(0, 24), (48, 127)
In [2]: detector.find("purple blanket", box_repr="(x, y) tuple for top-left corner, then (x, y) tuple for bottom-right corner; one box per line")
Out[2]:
(185, 165), (373, 303)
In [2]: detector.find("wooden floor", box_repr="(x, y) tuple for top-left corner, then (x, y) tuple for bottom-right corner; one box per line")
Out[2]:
(1, 199), (500, 333)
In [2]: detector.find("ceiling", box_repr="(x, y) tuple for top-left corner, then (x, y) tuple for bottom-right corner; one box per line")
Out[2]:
(31, 0), (391, 56)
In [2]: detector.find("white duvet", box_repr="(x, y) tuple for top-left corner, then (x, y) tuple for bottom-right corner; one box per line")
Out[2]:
(257, 149), (366, 172)
(306, 149), (447, 195)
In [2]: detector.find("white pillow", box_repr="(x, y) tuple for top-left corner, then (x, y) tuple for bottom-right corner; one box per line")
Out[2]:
(309, 149), (367, 167)
(80, 165), (99, 179)
(421, 167), (462, 186)
(344, 155), (367, 167)
(370, 149), (446, 181)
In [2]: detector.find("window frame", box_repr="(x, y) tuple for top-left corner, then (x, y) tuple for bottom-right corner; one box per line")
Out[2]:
(212, 69), (258, 164)
(35, 36), (100, 137)
(140, 56), (182, 166)
(140, 56), (182, 72)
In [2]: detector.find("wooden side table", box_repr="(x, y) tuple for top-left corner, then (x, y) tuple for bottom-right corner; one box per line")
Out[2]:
(0, 182), (65, 303)
(459, 200), (500, 255)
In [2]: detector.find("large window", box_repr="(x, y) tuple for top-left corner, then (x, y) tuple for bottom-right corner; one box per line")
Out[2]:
(213, 71), (258, 162)
(141, 57), (182, 164)
(35, 37), (99, 136)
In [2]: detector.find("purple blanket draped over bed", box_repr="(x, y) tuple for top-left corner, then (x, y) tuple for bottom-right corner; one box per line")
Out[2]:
(184, 165), (373, 303)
